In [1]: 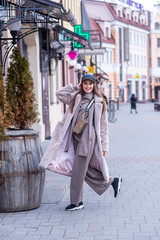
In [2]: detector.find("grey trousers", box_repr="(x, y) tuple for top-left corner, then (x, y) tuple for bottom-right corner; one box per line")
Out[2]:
(70, 130), (113, 206)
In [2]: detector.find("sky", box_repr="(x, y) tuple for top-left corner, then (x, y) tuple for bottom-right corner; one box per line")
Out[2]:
(138, 0), (154, 10)
(97, 0), (157, 11)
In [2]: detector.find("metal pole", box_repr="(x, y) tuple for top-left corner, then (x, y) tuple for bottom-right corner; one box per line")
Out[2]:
(108, 100), (117, 123)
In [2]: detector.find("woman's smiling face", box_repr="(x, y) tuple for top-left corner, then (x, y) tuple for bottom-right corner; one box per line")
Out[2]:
(82, 80), (94, 94)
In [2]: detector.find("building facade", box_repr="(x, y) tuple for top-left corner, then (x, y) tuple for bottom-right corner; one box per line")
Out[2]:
(84, 0), (150, 102)
(149, 4), (160, 101)
(0, 0), (83, 142)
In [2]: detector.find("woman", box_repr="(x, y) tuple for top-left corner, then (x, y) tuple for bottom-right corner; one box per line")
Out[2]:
(130, 93), (137, 113)
(39, 74), (122, 211)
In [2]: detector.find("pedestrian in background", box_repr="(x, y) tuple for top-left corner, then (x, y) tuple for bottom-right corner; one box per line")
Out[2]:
(39, 74), (122, 211)
(130, 93), (138, 113)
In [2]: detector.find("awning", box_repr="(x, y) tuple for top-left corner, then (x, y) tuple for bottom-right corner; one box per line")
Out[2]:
(3, 0), (77, 26)
(54, 25), (93, 50)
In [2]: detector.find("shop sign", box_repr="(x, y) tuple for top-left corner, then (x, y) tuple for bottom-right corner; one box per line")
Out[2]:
(142, 75), (146, 79)
(87, 66), (93, 73)
(74, 25), (90, 48)
(117, 0), (144, 10)
(127, 74), (133, 79)
(135, 75), (140, 79)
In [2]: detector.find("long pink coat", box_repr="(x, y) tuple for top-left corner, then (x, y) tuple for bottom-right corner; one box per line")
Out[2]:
(39, 84), (110, 183)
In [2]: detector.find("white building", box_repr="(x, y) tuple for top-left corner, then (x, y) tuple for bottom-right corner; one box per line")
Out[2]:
(85, 0), (150, 102)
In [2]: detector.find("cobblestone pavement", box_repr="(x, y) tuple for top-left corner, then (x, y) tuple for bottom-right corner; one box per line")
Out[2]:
(1, 103), (160, 240)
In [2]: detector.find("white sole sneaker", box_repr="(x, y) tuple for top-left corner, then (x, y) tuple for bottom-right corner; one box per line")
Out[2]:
(65, 203), (84, 211)
(69, 205), (84, 211)
(112, 177), (122, 198)
(116, 177), (122, 198)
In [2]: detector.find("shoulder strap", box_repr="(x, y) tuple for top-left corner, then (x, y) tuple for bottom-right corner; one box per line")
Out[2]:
(85, 98), (95, 112)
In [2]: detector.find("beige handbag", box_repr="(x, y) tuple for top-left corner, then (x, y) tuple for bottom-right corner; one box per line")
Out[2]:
(73, 98), (95, 135)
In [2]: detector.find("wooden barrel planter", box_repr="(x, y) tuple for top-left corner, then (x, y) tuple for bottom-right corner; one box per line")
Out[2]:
(0, 130), (45, 212)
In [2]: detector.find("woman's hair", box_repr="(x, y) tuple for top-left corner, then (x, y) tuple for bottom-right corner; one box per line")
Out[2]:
(70, 82), (106, 114)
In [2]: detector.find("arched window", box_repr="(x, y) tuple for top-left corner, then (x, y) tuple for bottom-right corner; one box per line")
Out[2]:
(155, 22), (160, 29)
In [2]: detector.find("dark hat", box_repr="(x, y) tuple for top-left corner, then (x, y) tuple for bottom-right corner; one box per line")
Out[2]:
(81, 74), (95, 83)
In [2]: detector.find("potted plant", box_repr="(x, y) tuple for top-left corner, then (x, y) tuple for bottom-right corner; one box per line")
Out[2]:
(0, 47), (45, 212)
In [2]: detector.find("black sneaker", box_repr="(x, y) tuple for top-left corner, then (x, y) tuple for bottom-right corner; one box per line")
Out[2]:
(65, 202), (84, 211)
(111, 177), (122, 198)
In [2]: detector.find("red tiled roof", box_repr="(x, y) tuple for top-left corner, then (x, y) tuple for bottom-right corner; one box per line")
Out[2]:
(85, 0), (150, 31)
(106, 2), (150, 31)
(89, 18), (115, 44)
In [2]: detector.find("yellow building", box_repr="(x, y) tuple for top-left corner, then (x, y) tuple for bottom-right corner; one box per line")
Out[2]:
(61, 0), (81, 29)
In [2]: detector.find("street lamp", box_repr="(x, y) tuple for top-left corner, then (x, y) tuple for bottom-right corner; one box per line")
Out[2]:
(7, 18), (21, 44)
(0, 18), (22, 75)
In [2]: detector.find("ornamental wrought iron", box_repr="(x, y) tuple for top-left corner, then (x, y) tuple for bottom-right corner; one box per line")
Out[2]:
(0, 0), (78, 75)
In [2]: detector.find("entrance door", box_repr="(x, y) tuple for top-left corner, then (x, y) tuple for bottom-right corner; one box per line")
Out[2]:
(127, 81), (132, 101)
(155, 86), (160, 101)
(119, 88), (124, 102)
(42, 54), (50, 139)
(135, 81), (139, 101)
(142, 81), (146, 100)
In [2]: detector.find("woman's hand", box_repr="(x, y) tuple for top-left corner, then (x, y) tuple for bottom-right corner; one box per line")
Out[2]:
(77, 83), (81, 90)
(103, 151), (107, 157)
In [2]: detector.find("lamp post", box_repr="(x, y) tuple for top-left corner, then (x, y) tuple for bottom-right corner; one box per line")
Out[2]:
(0, 4), (7, 65)
(0, 18), (22, 75)
(7, 19), (21, 44)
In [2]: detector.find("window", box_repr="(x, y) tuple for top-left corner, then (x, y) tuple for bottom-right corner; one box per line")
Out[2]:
(141, 56), (143, 67)
(137, 55), (139, 65)
(130, 31), (132, 44)
(118, 10), (121, 17)
(155, 22), (160, 30)
(110, 51), (113, 64)
(130, 54), (132, 66)
(106, 27), (109, 38)
(102, 54), (105, 63)
(144, 56), (147, 67)
(141, 35), (143, 46)
(134, 16), (138, 22)
(134, 54), (136, 66)
(157, 57), (160, 67)
(144, 35), (146, 46)
(137, 33), (139, 45)
(134, 32), (136, 45)
(157, 38), (160, 48)
(106, 51), (109, 63)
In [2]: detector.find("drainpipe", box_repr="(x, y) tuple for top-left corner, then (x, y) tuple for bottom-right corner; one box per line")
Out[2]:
(60, 0), (66, 113)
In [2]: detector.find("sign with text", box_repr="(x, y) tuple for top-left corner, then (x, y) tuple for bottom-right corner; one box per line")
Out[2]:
(117, 0), (144, 10)
(127, 74), (133, 79)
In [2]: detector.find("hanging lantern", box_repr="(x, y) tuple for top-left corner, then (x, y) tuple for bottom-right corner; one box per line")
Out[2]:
(75, 63), (82, 70)
(69, 60), (77, 67)
(85, 67), (89, 73)
(82, 66), (89, 72)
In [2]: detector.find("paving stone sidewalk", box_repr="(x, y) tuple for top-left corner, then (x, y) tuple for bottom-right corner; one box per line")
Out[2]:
(0, 102), (160, 240)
